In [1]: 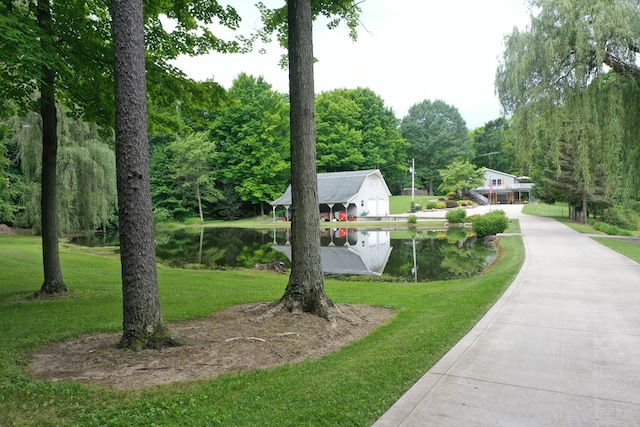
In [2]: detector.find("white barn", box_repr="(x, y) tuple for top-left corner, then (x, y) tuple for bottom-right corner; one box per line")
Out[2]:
(271, 169), (391, 221)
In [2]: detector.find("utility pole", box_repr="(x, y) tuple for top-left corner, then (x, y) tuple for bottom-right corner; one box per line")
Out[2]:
(410, 158), (415, 202)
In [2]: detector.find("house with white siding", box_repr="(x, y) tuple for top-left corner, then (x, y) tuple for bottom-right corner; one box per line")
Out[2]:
(469, 168), (534, 205)
(271, 169), (391, 221)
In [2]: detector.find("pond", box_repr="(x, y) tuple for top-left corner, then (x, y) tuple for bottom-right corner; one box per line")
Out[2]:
(72, 227), (497, 282)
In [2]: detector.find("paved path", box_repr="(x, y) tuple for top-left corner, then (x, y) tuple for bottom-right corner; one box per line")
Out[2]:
(373, 205), (640, 426)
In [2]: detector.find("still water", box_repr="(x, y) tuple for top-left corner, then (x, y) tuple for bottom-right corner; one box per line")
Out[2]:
(73, 227), (496, 282)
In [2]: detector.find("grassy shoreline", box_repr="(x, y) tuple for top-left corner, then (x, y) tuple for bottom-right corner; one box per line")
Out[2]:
(0, 233), (524, 426)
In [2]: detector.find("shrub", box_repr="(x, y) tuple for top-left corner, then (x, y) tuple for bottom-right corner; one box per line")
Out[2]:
(466, 214), (481, 224)
(446, 208), (467, 224)
(426, 201), (438, 209)
(601, 204), (640, 231)
(407, 214), (417, 224)
(472, 210), (509, 238)
(589, 219), (633, 236)
(435, 201), (446, 209)
(446, 191), (457, 200)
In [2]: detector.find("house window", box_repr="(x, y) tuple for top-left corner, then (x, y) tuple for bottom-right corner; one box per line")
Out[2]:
(491, 178), (503, 187)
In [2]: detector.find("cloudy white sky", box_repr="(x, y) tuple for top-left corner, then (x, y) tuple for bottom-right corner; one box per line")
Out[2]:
(173, 0), (532, 130)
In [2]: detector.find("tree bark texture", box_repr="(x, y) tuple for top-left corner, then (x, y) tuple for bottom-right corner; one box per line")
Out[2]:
(35, 0), (67, 296)
(112, 0), (173, 350)
(280, 0), (334, 319)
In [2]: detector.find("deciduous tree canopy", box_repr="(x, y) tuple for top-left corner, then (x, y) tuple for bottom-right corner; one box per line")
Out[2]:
(400, 99), (471, 195)
(315, 88), (408, 191)
(211, 73), (290, 216)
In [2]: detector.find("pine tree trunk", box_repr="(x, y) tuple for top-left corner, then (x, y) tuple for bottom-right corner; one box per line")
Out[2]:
(35, 0), (66, 297)
(279, 0), (334, 319)
(112, 0), (175, 350)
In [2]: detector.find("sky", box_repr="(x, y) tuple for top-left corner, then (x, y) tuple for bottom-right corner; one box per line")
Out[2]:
(173, 0), (532, 130)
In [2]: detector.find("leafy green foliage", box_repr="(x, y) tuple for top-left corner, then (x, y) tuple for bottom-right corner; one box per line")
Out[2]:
(254, 0), (362, 66)
(438, 158), (484, 196)
(150, 140), (194, 221)
(472, 210), (509, 238)
(588, 219), (633, 236)
(8, 112), (116, 232)
(446, 208), (467, 224)
(400, 99), (471, 194)
(496, 0), (640, 212)
(211, 73), (290, 213)
(600, 204), (640, 231)
(471, 118), (517, 174)
(168, 132), (221, 221)
(315, 88), (408, 191)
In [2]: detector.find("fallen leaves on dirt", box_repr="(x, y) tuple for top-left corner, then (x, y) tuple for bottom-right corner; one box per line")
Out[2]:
(27, 302), (394, 389)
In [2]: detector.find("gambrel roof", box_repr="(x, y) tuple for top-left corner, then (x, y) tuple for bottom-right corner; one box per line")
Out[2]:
(271, 169), (390, 206)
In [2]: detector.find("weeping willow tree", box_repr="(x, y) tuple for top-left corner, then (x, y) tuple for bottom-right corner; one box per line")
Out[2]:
(496, 0), (640, 221)
(11, 111), (117, 233)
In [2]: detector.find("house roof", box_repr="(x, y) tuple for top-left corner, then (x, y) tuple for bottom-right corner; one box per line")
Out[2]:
(484, 168), (517, 179)
(271, 169), (390, 206)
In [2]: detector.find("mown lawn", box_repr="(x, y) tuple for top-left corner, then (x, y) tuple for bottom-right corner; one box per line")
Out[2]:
(389, 195), (439, 215)
(593, 237), (640, 264)
(0, 234), (524, 426)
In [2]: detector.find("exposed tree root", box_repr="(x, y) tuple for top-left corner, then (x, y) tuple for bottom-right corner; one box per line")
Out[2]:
(32, 280), (68, 298)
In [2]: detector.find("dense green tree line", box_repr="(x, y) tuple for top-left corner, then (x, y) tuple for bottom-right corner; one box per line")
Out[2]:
(2, 85), (519, 226)
(1, 2), (528, 232)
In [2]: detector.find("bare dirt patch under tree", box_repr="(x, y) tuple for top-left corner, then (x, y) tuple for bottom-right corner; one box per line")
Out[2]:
(27, 302), (394, 390)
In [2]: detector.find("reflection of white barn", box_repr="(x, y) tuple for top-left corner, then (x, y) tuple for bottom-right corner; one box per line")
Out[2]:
(273, 229), (392, 276)
(271, 169), (391, 221)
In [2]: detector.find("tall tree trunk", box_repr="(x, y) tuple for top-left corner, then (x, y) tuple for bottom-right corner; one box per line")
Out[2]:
(112, 0), (176, 350)
(279, 0), (334, 319)
(196, 182), (204, 222)
(35, 0), (67, 297)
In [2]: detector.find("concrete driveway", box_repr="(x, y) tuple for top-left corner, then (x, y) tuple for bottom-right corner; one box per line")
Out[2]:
(373, 205), (640, 426)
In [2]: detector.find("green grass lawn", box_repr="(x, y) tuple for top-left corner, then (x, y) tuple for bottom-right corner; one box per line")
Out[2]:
(389, 195), (439, 215)
(0, 234), (524, 426)
(592, 237), (640, 263)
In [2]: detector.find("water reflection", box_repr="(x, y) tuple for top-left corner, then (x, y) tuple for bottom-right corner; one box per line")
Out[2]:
(71, 227), (496, 282)
(272, 229), (393, 277)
